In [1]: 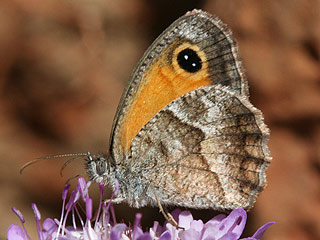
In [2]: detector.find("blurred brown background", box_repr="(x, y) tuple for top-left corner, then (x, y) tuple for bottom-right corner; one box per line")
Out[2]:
(1, 0), (319, 239)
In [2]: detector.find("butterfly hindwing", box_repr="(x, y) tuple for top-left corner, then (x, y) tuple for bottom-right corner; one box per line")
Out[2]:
(129, 85), (270, 209)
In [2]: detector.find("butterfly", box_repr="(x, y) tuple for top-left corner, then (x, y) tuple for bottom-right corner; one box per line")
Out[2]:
(86, 9), (271, 214)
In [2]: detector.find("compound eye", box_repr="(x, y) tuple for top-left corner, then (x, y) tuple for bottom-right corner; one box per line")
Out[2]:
(177, 48), (202, 73)
(95, 159), (106, 176)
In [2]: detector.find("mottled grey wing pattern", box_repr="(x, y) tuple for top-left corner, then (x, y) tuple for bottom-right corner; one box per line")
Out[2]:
(130, 85), (270, 210)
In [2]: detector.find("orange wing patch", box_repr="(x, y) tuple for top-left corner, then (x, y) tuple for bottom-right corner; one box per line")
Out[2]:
(121, 42), (211, 152)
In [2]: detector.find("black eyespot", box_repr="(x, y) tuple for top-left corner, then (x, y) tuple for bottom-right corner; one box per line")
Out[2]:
(177, 48), (202, 73)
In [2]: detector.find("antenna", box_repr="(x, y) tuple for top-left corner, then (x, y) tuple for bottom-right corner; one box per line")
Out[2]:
(20, 153), (88, 174)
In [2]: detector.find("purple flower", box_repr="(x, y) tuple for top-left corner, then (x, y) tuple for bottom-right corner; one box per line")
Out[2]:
(7, 178), (275, 239)
(161, 209), (274, 240)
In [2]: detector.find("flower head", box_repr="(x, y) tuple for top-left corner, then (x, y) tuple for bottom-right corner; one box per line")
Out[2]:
(7, 178), (275, 239)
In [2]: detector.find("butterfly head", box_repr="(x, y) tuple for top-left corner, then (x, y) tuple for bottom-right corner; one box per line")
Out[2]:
(85, 152), (115, 185)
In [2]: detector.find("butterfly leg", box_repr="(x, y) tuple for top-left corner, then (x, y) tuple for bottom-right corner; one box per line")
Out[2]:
(101, 197), (125, 226)
(155, 194), (184, 230)
(103, 197), (125, 205)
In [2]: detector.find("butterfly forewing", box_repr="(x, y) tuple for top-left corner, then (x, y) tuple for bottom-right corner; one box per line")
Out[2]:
(110, 10), (249, 164)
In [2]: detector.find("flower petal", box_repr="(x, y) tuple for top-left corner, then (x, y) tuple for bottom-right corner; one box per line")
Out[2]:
(216, 208), (247, 239)
(42, 218), (57, 233)
(99, 183), (105, 196)
(202, 222), (220, 239)
(83, 222), (99, 240)
(159, 231), (171, 240)
(62, 184), (70, 201)
(170, 209), (182, 222)
(181, 228), (201, 240)
(32, 203), (44, 240)
(251, 221), (275, 239)
(191, 219), (204, 231)
(86, 197), (93, 221)
(165, 222), (179, 239)
(219, 232), (238, 240)
(178, 210), (194, 229)
(12, 208), (25, 223)
(132, 213), (144, 239)
(136, 232), (152, 240)
(150, 221), (163, 239)
(202, 213), (226, 237)
(7, 225), (27, 240)
(111, 223), (127, 240)
(208, 214), (226, 224)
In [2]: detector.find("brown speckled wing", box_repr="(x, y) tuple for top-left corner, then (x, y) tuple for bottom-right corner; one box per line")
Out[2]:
(130, 84), (271, 210)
